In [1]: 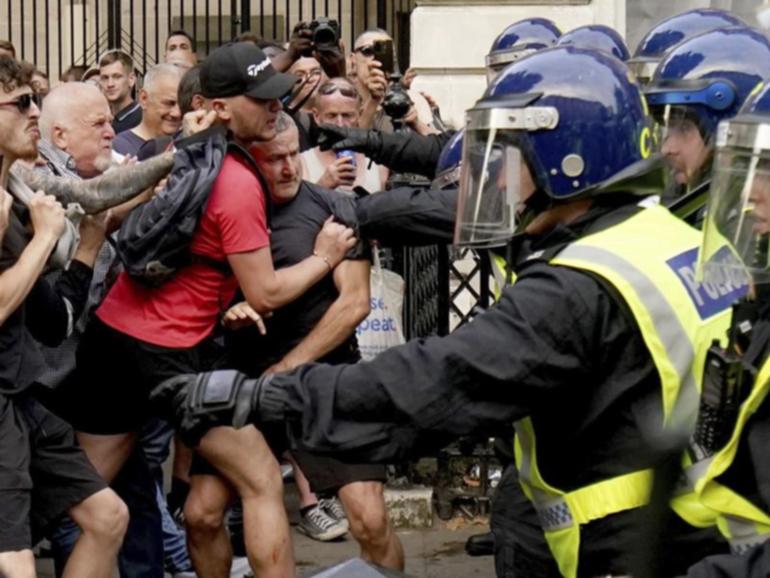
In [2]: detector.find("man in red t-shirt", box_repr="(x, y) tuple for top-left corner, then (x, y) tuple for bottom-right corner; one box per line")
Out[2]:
(62, 42), (357, 578)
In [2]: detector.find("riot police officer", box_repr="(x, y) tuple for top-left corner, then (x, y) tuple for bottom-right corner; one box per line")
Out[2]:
(681, 80), (770, 578)
(485, 18), (561, 84)
(556, 24), (630, 61)
(628, 8), (747, 85)
(645, 26), (770, 223)
(153, 46), (737, 577)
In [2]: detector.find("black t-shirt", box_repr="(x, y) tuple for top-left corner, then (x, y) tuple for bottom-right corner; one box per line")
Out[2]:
(0, 208), (93, 395)
(226, 181), (370, 376)
(112, 101), (142, 135)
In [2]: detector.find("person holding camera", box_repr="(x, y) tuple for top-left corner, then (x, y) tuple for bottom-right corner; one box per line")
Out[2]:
(350, 29), (435, 133)
(269, 20), (348, 152)
(301, 77), (388, 193)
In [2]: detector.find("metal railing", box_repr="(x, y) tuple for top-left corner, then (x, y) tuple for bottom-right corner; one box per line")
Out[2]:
(1, 0), (415, 79)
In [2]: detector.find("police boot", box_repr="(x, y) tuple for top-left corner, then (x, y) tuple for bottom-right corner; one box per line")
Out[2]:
(465, 531), (495, 556)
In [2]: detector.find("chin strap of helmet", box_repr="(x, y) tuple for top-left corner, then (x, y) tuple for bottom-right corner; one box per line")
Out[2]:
(514, 188), (551, 235)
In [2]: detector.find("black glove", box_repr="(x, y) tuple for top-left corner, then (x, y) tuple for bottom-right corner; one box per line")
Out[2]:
(150, 370), (268, 447)
(317, 124), (384, 156)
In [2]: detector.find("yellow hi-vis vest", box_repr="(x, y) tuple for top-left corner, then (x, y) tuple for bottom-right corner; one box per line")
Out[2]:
(694, 355), (770, 554)
(508, 204), (741, 578)
(491, 251), (516, 298)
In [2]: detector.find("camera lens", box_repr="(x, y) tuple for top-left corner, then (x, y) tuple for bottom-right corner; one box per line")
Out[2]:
(313, 27), (336, 47)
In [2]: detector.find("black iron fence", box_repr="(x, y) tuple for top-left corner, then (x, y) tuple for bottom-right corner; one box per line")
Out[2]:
(2, 0), (490, 340)
(1, 0), (415, 80)
(391, 246), (491, 340)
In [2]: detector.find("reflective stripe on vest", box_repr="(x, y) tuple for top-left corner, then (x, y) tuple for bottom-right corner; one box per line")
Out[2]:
(514, 205), (737, 578)
(695, 356), (770, 554)
(491, 252), (515, 300)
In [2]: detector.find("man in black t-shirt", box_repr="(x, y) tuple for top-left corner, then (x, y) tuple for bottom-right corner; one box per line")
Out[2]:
(185, 113), (405, 571)
(98, 50), (141, 135)
(0, 55), (128, 578)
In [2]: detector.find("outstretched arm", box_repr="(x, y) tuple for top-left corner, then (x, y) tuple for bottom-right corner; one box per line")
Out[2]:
(15, 152), (174, 213)
(153, 266), (605, 458)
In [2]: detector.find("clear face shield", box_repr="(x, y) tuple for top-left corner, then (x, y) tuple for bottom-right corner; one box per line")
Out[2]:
(698, 120), (770, 293)
(454, 105), (558, 248)
(654, 105), (713, 196)
(647, 80), (736, 195)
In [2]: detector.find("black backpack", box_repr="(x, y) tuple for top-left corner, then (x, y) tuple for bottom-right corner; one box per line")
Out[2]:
(116, 127), (265, 287)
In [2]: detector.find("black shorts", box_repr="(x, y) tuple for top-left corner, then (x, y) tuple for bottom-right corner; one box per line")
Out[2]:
(292, 450), (387, 496)
(55, 317), (224, 435)
(0, 392), (107, 551)
(190, 427), (386, 497)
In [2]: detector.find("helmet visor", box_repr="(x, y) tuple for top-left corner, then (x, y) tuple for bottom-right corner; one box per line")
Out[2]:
(485, 48), (537, 85)
(648, 79), (737, 192)
(455, 105), (558, 248)
(653, 104), (713, 195)
(699, 127), (770, 289)
(454, 126), (519, 247)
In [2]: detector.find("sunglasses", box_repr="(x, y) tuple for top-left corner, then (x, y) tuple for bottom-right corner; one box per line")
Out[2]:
(0, 92), (40, 114)
(354, 45), (376, 58)
(318, 82), (358, 99)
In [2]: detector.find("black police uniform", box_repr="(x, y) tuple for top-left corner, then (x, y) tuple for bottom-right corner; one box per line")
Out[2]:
(683, 309), (770, 578)
(255, 199), (726, 577)
(320, 126), (452, 179)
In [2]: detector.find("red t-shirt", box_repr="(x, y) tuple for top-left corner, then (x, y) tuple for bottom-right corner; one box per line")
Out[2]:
(97, 153), (270, 348)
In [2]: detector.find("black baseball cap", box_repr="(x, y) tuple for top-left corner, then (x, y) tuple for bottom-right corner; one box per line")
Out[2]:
(200, 42), (298, 100)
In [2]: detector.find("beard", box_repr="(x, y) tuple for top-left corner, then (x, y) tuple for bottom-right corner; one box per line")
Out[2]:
(16, 138), (39, 162)
(93, 151), (113, 175)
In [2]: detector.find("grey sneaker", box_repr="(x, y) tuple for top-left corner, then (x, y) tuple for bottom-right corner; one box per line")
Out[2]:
(298, 503), (348, 541)
(320, 497), (349, 529)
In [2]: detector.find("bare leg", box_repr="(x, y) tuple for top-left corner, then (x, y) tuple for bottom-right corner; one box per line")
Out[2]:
(338, 481), (404, 571)
(185, 474), (235, 578)
(197, 426), (294, 578)
(64, 488), (129, 578)
(0, 549), (36, 578)
(75, 431), (136, 483)
(173, 438), (193, 483)
(286, 453), (318, 509)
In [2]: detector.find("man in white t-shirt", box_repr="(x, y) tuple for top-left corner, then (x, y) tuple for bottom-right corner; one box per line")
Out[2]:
(301, 77), (388, 193)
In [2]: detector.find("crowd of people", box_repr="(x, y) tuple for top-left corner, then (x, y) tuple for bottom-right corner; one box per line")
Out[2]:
(5, 6), (770, 578)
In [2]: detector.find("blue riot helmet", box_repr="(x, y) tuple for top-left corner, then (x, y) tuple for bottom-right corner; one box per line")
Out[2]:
(645, 27), (770, 193)
(485, 18), (561, 84)
(699, 81), (770, 289)
(431, 130), (464, 190)
(628, 9), (747, 85)
(556, 25), (630, 61)
(456, 46), (657, 247)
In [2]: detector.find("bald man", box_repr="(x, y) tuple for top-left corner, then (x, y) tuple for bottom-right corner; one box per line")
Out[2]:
(38, 82), (201, 578)
(39, 83), (115, 179)
(113, 63), (184, 157)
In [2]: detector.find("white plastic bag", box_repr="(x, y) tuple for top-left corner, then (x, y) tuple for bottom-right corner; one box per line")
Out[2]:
(356, 250), (406, 361)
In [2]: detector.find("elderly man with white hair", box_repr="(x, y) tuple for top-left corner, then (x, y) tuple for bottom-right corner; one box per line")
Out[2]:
(38, 82), (116, 179)
(113, 63), (184, 157)
(36, 82), (203, 578)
